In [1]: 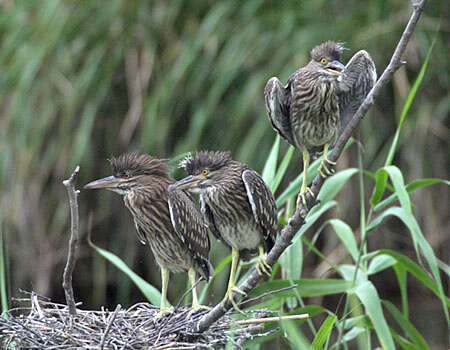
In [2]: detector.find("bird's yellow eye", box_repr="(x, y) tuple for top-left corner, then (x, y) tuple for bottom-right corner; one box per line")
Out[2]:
(124, 173), (131, 179)
(201, 169), (209, 176)
(321, 58), (327, 65)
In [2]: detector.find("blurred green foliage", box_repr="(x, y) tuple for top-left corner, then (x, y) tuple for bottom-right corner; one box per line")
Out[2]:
(0, 0), (448, 348)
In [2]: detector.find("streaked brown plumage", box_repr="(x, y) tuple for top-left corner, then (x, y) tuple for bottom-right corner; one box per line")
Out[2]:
(84, 153), (213, 317)
(169, 151), (277, 313)
(265, 41), (376, 209)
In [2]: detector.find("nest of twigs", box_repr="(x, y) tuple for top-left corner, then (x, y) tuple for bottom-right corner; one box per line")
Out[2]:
(0, 292), (275, 349)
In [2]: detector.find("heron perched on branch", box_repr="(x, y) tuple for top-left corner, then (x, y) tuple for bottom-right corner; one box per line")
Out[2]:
(84, 153), (213, 318)
(265, 41), (376, 209)
(169, 151), (277, 314)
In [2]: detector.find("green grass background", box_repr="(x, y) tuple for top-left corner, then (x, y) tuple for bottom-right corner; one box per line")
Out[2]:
(1, 0), (448, 348)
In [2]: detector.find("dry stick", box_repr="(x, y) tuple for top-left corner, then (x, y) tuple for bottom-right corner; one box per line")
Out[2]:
(239, 284), (298, 306)
(31, 293), (45, 319)
(196, 0), (428, 333)
(235, 314), (309, 326)
(175, 278), (201, 310)
(99, 304), (122, 350)
(62, 165), (81, 315)
(231, 325), (266, 350)
(232, 324), (265, 334)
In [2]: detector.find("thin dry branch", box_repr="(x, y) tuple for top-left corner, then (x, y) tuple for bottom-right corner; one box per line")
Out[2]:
(196, 0), (428, 332)
(62, 165), (81, 315)
(239, 284), (298, 306)
(99, 304), (122, 349)
(234, 314), (309, 326)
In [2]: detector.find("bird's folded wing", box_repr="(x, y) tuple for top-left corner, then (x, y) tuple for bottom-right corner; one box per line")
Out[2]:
(168, 190), (212, 279)
(201, 200), (231, 251)
(242, 170), (277, 251)
(338, 50), (377, 133)
(264, 77), (296, 146)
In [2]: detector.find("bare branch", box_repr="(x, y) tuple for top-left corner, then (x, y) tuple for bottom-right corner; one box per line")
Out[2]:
(234, 314), (308, 326)
(239, 284), (298, 306)
(231, 325), (265, 350)
(62, 166), (81, 315)
(196, 0), (428, 332)
(232, 324), (265, 333)
(99, 304), (122, 349)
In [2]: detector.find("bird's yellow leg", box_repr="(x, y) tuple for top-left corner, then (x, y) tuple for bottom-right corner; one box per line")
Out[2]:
(221, 247), (246, 315)
(256, 245), (272, 278)
(187, 267), (210, 316)
(154, 266), (174, 320)
(318, 144), (336, 178)
(296, 148), (314, 210)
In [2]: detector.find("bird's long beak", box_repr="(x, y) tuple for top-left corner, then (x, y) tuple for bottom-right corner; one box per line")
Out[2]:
(326, 60), (346, 73)
(84, 175), (121, 190)
(168, 175), (202, 191)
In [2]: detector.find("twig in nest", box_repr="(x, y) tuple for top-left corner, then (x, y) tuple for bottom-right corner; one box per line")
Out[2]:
(31, 292), (45, 319)
(62, 165), (81, 315)
(99, 304), (122, 349)
(231, 326), (277, 350)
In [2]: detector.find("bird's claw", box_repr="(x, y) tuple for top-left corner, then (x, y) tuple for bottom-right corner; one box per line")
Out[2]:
(318, 158), (336, 178)
(187, 304), (210, 317)
(153, 306), (174, 321)
(296, 186), (315, 211)
(231, 286), (247, 295)
(221, 286), (246, 315)
(256, 257), (272, 278)
(318, 164), (335, 178)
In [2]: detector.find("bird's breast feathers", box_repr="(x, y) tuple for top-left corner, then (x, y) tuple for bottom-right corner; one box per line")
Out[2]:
(290, 79), (340, 145)
(218, 221), (262, 251)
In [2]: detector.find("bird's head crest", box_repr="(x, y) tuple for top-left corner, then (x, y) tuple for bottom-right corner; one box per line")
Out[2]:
(310, 41), (345, 62)
(109, 152), (171, 178)
(179, 151), (232, 175)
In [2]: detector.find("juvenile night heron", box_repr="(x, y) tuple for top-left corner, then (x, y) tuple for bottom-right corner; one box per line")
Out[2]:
(169, 151), (277, 313)
(84, 153), (213, 318)
(265, 41), (376, 209)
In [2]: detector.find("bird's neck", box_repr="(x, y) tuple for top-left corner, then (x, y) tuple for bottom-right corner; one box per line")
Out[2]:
(319, 74), (340, 84)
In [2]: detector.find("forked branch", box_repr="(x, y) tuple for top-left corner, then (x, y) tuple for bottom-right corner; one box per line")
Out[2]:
(62, 166), (81, 315)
